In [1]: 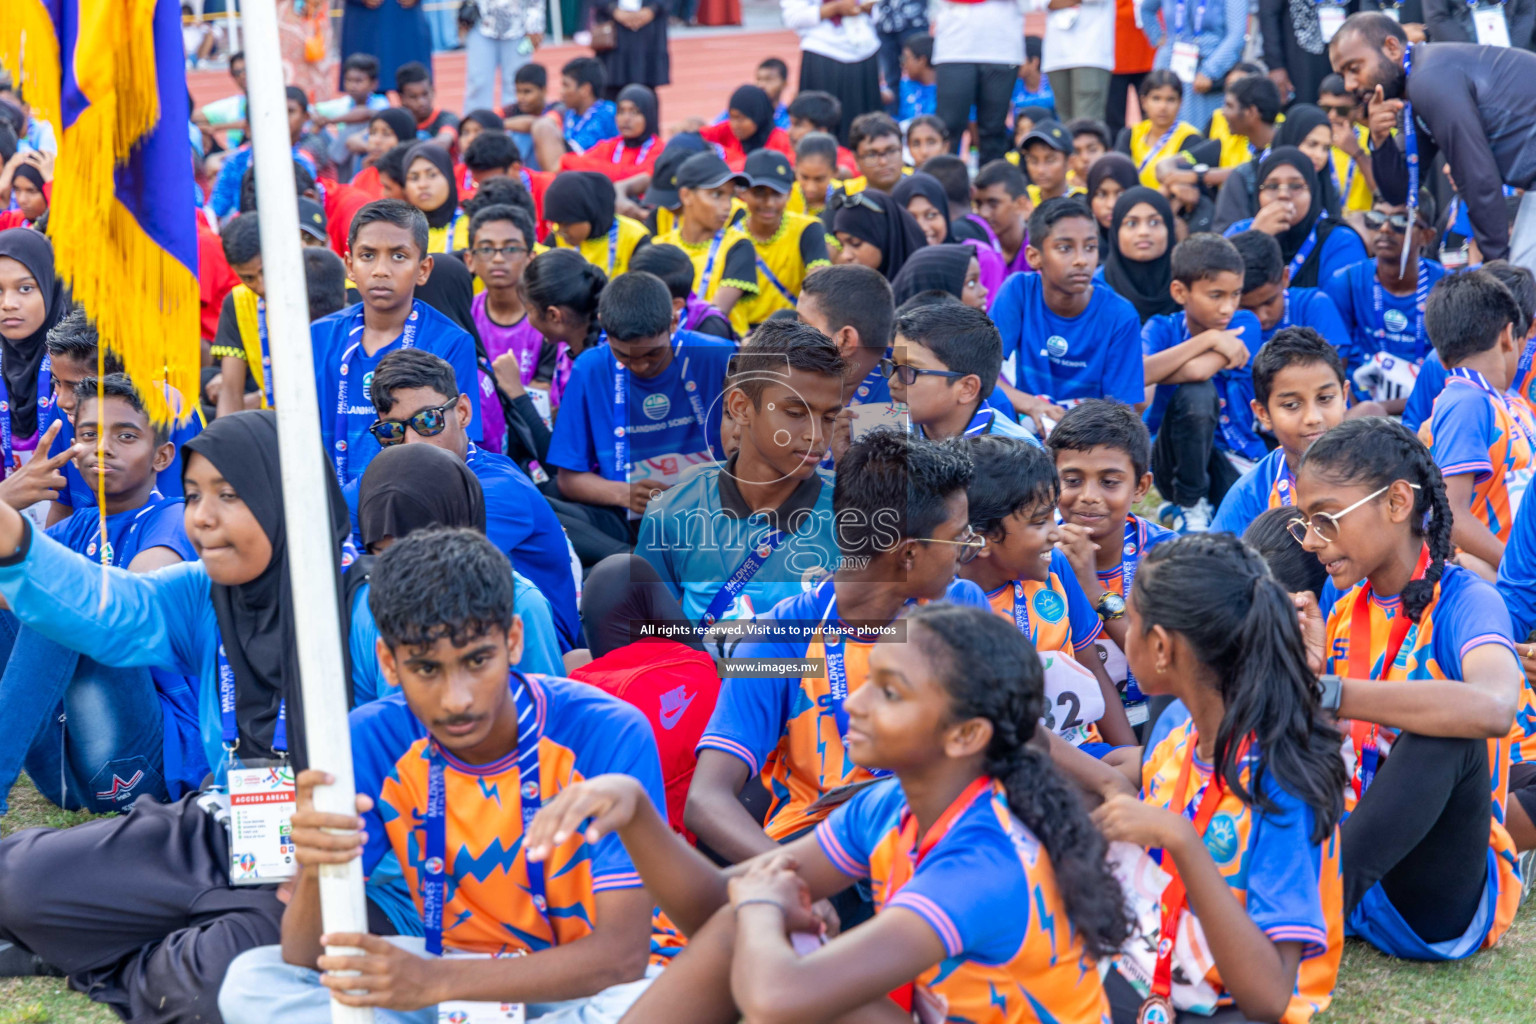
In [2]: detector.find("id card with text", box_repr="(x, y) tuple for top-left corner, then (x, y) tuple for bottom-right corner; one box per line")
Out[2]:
(227, 762), (297, 886)
(438, 951), (526, 1024)
(1169, 42), (1200, 84)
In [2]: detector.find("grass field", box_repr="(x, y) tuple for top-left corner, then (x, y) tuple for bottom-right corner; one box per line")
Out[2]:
(1, 789), (1534, 1023)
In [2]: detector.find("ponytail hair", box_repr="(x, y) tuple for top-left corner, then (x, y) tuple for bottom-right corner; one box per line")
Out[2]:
(1299, 416), (1451, 623)
(520, 248), (608, 356)
(1133, 535), (1347, 841)
(904, 603), (1131, 959)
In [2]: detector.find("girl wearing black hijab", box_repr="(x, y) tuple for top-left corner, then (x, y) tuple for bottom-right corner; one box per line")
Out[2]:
(1239, 147), (1366, 289)
(891, 244), (989, 310)
(699, 84), (794, 171)
(1274, 104), (1343, 219)
(542, 170), (652, 276)
(0, 229), (64, 460)
(355, 107), (420, 197)
(829, 189), (927, 282)
(0, 410), (398, 1023)
(353, 443), (565, 678)
(1086, 154), (1140, 248)
(558, 85), (662, 184)
(892, 172), (955, 246)
(402, 142), (466, 253)
(1103, 187), (1181, 323)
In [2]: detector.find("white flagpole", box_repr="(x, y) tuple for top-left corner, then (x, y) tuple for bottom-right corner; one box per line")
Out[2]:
(241, 3), (374, 1023)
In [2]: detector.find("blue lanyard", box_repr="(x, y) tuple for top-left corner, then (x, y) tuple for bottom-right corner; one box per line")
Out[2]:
(963, 407), (996, 437)
(565, 105), (599, 145)
(519, 169), (533, 194)
(1139, 124), (1179, 173)
(1336, 158), (1355, 207)
(1371, 258), (1430, 359)
(614, 136), (655, 166)
(1173, 0), (1208, 34)
(1401, 46), (1419, 278)
(700, 525), (790, 626)
(332, 300), (423, 482)
(816, 584), (892, 780)
(1286, 224), (1320, 280)
(1248, 142), (1270, 165)
(422, 675), (542, 957)
(256, 299), (274, 407)
(610, 336), (709, 480)
(1120, 517), (1148, 705)
(444, 209), (462, 250)
(604, 218), (620, 276)
(700, 230), (727, 294)
(1011, 582), (1035, 643)
(757, 256), (797, 306)
(0, 351), (50, 477)
(218, 625), (287, 758)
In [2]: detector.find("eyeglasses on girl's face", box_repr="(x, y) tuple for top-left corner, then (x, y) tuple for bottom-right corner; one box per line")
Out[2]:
(1286, 483), (1420, 544)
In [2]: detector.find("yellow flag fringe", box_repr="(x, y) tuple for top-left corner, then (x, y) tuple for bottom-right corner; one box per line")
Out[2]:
(1, 0), (201, 429)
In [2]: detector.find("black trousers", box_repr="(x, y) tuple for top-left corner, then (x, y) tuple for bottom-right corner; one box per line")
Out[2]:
(936, 61), (1018, 167)
(1106, 71), (1148, 137)
(1151, 380), (1242, 509)
(1105, 968), (1259, 1023)
(1342, 733), (1492, 943)
(548, 496), (634, 569)
(580, 553), (701, 658)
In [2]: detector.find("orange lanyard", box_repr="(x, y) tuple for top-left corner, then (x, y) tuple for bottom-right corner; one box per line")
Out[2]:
(1344, 545), (1429, 798)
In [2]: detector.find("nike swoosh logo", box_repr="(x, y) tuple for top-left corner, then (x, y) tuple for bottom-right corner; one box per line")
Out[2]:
(658, 691), (696, 731)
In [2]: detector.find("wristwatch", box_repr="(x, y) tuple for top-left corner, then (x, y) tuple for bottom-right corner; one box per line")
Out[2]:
(1318, 674), (1343, 711)
(1095, 592), (1126, 623)
(1191, 162), (1211, 187)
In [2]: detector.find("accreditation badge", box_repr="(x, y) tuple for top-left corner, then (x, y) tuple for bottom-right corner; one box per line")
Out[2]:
(437, 950), (527, 1024)
(1169, 42), (1200, 85)
(226, 761), (297, 886)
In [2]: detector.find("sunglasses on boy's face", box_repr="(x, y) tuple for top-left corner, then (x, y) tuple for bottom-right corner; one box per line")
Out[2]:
(1363, 210), (1428, 234)
(369, 397), (459, 446)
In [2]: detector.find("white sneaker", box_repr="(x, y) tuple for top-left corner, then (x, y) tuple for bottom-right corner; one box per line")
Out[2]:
(1178, 498), (1214, 534)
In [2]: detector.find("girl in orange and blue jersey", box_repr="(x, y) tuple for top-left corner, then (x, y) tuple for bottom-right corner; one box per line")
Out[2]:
(960, 436), (1136, 748)
(525, 603), (1130, 1024)
(1053, 534), (1348, 1024)
(1293, 419), (1526, 962)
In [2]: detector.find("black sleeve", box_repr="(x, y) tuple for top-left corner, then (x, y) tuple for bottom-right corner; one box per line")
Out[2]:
(1114, 126), (1133, 156)
(212, 293), (242, 356)
(798, 222), (830, 267)
(692, 312), (737, 341)
(1258, 0), (1287, 72)
(1184, 138), (1222, 168)
(1177, 132), (1206, 156)
(437, 110), (462, 131)
(535, 338), (561, 382)
(950, 216), (989, 245)
(1212, 168), (1256, 234)
(643, 207), (661, 234)
(1422, 0), (1473, 41)
(1402, 58), (1510, 256)
(1511, 0), (1535, 49)
(720, 237), (759, 292)
(505, 393), (553, 465)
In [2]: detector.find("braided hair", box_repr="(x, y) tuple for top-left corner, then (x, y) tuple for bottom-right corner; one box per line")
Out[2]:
(1134, 534), (1347, 841)
(1299, 417), (1452, 624)
(903, 603), (1131, 959)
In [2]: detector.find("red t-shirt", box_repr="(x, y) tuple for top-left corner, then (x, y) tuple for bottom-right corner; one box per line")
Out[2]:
(558, 134), (662, 182)
(196, 214), (238, 344)
(320, 178), (373, 259)
(698, 122), (795, 171)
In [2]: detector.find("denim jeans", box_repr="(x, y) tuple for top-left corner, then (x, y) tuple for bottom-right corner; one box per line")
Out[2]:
(464, 30), (532, 113)
(0, 612), (167, 815)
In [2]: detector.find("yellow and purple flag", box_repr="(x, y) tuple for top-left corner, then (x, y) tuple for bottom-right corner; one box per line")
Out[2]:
(2, 0), (200, 425)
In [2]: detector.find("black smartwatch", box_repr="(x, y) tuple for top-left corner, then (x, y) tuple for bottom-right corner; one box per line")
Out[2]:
(1191, 162), (1211, 187)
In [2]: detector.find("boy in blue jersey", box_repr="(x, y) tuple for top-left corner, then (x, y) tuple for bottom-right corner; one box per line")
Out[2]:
(1047, 400), (1177, 729)
(1232, 229), (1350, 348)
(1322, 191), (1444, 414)
(1419, 269), (1531, 572)
(557, 57), (618, 154)
(797, 264), (901, 446)
(637, 320), (845, 626)
(990, 197), (1144, 429)
(689, 429), (989, 866)
(42, 310), (202, 525)
(358, 349), (581, 651)
(1141, 233), (1263, 532)
(218, 528), (664, 1024)
(897, 35), (937, 121)
(886, 302), (1040, 445)
(1211, 328), (1349, 536)
(0, 375), (200, 814)
(548, 271), (735, 537)
(312, 199), (480, 485)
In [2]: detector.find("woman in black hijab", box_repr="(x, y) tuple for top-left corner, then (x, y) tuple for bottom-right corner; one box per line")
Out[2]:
(402, 142), (464, 252)
(543, 171), (618, 251)
(414, 250), (480, 342)
(829, 189), (927, 282)
(1103, 187), (1181, 323)
(726, 85), (776, 155)
(372, 107), (419, 150)
(358, 443), (484, 553)
(1248, 146), (1365, 289)
(0, 228), (65, 445)
(183, 410), (352, 767)
(1274, 104), (1342, 218)
(617, 84), (659, 147)
(1086, 154), (1140, 249)
(892, 245), (987, 309)
(892, 172), (955, 246)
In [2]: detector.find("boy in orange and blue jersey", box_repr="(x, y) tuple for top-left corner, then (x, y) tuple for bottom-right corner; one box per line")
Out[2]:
(1417, 270), (1534, 571)
(218, 529), (666, 1024)
(689, 430), (988, 864)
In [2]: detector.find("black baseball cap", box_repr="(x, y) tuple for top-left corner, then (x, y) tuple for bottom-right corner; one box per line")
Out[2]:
(742, 150), (794, 194)
(297, 197), (328, 242)
(644, 133), (710, 209)
(675, 152), (748, 192)
(1020, 120), (1071, 154)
